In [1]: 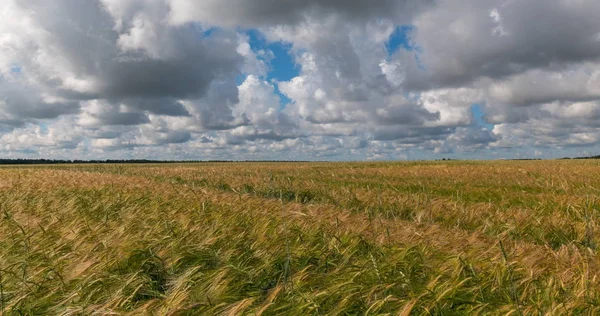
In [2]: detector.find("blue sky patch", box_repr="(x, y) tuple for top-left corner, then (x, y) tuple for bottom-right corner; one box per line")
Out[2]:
(245, 29), (298, 109)
(202, 26), (217, 38)
(235, 74), (247, 86)
(386, 25), (415, 55)
(386, 25), (426, 70)
(470, 104), (494, 130)
(268, 41), (298, 82)
(246, 29), (299, 82)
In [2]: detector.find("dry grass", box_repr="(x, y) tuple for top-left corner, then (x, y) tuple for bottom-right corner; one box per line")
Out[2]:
(1, 160), (600, 315)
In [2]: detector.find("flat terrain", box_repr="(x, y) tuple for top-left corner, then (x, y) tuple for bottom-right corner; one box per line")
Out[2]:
(1, 161), (600, 315)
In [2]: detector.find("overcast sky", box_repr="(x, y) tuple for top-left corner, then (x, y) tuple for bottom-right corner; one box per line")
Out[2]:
(1, 0), (600, 160)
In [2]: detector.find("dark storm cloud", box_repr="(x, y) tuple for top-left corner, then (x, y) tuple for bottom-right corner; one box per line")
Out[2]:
(123, 98), (191, 117)
(0, 81), (80, 125)
(147, 130), (192, 145)
(5, 0), (242, 124)
(372, 105), (440, 126)
(98, 30), (242, 100)
(87, 111), (150, 126)
(406, 0), (600, 90)
(169, 0), (433, 27)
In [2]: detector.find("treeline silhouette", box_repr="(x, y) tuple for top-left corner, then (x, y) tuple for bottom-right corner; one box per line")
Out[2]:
(1, 156), (598, 165)
(563, 155), (600, 160)
(0, 159), (192, 165)
(0, 159), (311, 165)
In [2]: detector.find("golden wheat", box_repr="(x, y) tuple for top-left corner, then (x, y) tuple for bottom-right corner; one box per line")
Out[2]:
(0, 161), (599, 315)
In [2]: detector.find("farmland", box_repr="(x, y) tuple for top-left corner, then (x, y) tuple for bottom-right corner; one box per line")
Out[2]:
(1, 161), (600, 315)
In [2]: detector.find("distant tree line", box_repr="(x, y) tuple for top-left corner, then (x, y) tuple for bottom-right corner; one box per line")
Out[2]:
(0, 156), (597, 165)
(570, 155), (600, 160)
(558, 155), (600, 160)
(0, 159), (312, 164)
(0, 159), (187, 165)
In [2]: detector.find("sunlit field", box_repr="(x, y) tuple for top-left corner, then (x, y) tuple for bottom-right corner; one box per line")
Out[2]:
(2, 161), (600, 315)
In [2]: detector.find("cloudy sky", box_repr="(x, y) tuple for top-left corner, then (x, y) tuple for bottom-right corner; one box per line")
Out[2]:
(1, 0), (600, 160)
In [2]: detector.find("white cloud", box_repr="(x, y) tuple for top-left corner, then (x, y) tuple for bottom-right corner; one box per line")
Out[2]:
(1, 0), (600, 160)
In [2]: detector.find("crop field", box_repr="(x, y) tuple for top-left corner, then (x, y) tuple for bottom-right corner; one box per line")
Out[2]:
(1, 161), (600, 315)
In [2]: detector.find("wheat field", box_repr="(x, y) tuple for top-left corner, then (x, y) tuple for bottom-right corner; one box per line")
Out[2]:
(1, 160), (600, 315)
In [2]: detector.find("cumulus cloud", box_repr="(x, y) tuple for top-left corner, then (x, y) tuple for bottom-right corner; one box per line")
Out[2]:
(406, 0), (600, 89)
(1, 0), (241, 124)
(271, 18), (447, 144)
(168, 0), (431, 27)
(1, 0), (600, 160)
